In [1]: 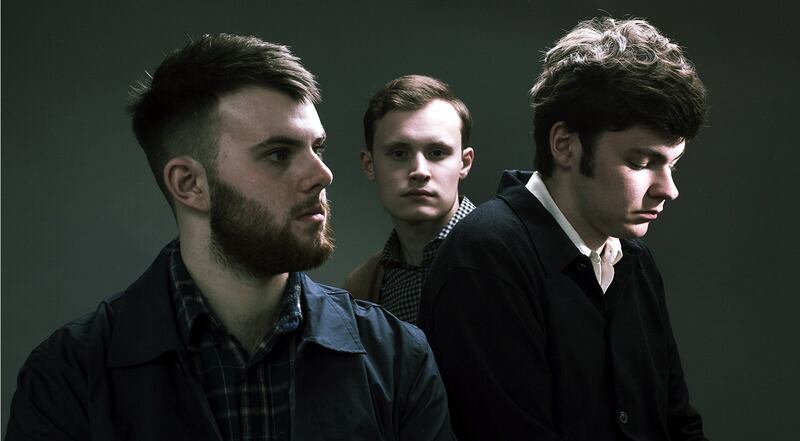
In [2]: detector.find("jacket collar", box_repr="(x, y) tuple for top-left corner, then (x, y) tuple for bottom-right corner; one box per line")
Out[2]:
(496, 170), (642, 279)
(106, 247), (366, 368)
(107, 246), (184, 368)
(298, 273), (366, 355)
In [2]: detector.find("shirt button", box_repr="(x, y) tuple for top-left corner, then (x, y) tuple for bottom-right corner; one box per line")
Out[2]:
(618, 410), (629, 424)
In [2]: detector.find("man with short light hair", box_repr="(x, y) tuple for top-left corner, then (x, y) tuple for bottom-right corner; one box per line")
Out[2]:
(7, 34), (453, 441)
(420, 18), (708, 440)
(343, 74), (475, 325)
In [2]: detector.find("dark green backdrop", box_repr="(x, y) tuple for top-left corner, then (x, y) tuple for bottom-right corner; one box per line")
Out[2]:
(3, 1), (798, 439)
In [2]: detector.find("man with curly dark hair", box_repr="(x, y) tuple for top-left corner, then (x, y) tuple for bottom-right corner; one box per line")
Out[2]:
(420, 17), (708, 441)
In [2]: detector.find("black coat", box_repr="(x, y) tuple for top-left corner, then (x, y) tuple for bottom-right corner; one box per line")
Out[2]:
(419, 170), (706, 441)
(7, 246), (453, 441)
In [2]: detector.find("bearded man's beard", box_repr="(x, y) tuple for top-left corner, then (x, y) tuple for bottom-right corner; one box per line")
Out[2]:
(208, 178), (334, 279)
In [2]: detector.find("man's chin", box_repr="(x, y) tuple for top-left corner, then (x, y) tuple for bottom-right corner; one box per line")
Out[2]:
(291, 222), (328, 241)
(297, 244), (335, 272)
(292, 230), (335, 258)
(295, 237), (329, 254)
(619, 223), (650, 239)
(391, 207), (448, 223)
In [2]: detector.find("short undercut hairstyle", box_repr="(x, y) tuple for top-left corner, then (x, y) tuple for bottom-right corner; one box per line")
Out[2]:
(128, 33), (320, 204)
(363, 74), (472, 151)
(530, 17), (707, 177)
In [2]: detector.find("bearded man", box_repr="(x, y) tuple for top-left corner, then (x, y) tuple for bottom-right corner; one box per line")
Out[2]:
(6, 34), (453, 441)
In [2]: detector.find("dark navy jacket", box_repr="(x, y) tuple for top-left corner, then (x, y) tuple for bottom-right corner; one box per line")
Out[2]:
(419, 170), (706, 441)
(7, 247), (453, 441)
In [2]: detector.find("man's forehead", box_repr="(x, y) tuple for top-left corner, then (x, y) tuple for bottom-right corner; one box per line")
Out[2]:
(601, 126), (686, 158)
(626, 140), (686, 162)
(216, 87), (324, 141)
(217, 87), (311, 118)
(378, 99), (460, 126)
(375, 103), (462, 147)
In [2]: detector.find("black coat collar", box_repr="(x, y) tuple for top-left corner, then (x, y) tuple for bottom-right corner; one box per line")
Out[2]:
(495, 170), (643, 281)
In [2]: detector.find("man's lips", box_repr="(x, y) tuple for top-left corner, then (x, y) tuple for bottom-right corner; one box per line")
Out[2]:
(633, 210), (661, 221)
(402, 189), (436, 197)
(294, 199), (327, 221)
(297, 205), (325, 217)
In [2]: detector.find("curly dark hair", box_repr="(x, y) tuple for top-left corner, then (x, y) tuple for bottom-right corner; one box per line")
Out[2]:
(530, 17), (707, 177)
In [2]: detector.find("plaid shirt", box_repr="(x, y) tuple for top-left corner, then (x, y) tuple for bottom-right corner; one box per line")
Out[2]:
(168, 241), (302, 441)
(379, 196), (476, 324)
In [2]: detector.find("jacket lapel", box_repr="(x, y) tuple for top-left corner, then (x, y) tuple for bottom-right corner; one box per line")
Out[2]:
(496, 170), (643, 313)
(298, 273), (367, 355)
(103, 244), (221, 440)
(105, 247), (185, 368)
(497, 170), (583, 279)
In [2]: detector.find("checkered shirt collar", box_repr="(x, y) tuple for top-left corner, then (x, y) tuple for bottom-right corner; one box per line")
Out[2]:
(436, 195), (475, 240)
(381, 196), (475, 266)
(167, 239), (303, 351)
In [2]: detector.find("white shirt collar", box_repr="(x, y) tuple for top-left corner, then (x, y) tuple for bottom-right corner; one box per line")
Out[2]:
(525, 171), (623, 290)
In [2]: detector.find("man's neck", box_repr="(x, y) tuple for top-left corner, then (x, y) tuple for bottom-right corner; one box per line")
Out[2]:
(541, 174), (608, 251)
(391, 198), (459, 266)
(179, 237), (288, 354)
